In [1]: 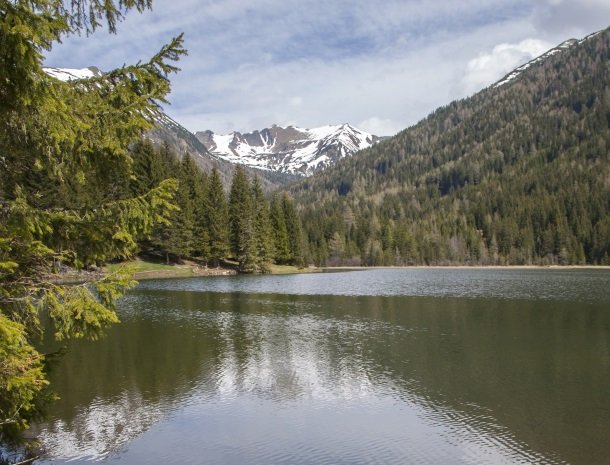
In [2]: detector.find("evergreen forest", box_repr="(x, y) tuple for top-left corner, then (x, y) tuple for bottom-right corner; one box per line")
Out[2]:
(291, 28), (610, 266)
(127, 141), (307, 272)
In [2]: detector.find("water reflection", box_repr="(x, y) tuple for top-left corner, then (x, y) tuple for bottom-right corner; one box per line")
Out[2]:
(35, 274), (610, 465)
(138, 268), (610, 302)
(37, 390), (165, 461)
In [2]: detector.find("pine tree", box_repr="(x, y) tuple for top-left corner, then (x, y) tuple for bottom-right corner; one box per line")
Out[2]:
(192, 170), (210, 260)
(282, 193), (306, 266)
(251, 177), (275, 272)
(206, 168), (230, 266)
(130, 140), (167, 196)
(270, 194), (291, 264)
(179, 154), (206, 258)
(151, 154), (198, 263)
(229, 166), (257, 272)
(130, 141), (172, 255)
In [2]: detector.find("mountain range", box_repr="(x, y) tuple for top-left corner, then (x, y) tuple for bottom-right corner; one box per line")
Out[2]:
(43, 66), (379, 183)
(196, 124), (380, 176)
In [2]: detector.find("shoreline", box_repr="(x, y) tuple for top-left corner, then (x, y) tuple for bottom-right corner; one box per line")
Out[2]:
(53, 263), (610, 284)
(323, 265), (610, 271)
(132, 266), (237, 280)
(133, 264), (610, 280)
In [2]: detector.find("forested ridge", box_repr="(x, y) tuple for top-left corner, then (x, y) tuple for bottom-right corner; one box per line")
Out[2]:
(291, 27), (610, 266)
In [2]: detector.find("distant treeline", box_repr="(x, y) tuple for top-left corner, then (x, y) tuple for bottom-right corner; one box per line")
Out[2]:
(129, 141), (306, 272)
(290, 28), (610, 266)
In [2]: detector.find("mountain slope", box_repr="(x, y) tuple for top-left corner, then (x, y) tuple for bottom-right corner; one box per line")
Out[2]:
(42, 67), (300, 189)
(196, 124), (380, 176)
(493, 31), (602, 88)
(290, 27), (610, 266)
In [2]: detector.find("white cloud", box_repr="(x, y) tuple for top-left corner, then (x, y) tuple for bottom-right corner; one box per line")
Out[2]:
(43, 0), (609, 136)
(289, 96), (303, 107)
(460, 38), (552, 95)
(357, 117), (403, 137)
(532, 0), (610, 37)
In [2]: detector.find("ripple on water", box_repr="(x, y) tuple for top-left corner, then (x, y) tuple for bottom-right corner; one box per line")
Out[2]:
(34, 269), (610, 465)
(135, 268), (610, 303)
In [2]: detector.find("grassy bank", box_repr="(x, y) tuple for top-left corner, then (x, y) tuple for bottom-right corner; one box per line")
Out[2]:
(105, 259), (236, 280)
(104, 259), (322, 280)
(266, 264), (321, 275)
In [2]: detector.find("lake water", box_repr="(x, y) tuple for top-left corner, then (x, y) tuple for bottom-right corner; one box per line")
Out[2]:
(35, 269), (610, 465)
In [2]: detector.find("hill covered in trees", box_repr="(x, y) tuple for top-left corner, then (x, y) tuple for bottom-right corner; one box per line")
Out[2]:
(128, 141), (306, 272)
(290, 27), (610, 266)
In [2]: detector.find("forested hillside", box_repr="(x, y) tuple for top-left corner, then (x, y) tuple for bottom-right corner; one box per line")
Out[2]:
(291, 28), (610, 266)
(128, 141), (307, 272)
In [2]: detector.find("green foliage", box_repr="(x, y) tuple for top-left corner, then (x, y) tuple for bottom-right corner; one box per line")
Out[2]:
(251, 177), (274, 273)
(270, 194), (291, 264)
(268, 193), (307, 266)
(0, 0), (184, 451)
(181, 154), (209, 258)
(206, 168), (230, 266)
(130, 140), (166, 196)
(281, 193), (306, 266)
(229, 166), (258, 272)
(292, 28), (610, 266)
(0, 313), (48, 444)
(129, 143), (307, 270)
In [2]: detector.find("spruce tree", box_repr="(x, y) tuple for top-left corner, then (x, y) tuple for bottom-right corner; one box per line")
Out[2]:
(229, 166), (257, 272)
(152, 154), (197, 262)
(0, 0), (185, 448)
(282, 193), (306, 266)
(270, 194), (291, 264)
(179, 154), (206, 258)
(206, 168), (230, 266)
(130, 140), (167, 196)
(192, 170), (210, 260)
(251, 177), (275, 272)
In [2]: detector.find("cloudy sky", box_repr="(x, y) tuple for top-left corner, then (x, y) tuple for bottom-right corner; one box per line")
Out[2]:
(44, 0), (610, 136)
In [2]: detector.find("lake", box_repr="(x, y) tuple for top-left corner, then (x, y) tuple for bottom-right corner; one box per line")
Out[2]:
(34, 268), (610, 465)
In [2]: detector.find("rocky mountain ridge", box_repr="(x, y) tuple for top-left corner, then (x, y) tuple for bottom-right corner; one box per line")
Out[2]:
(196, 124), (381, 176)
(41, 66), (378, 181)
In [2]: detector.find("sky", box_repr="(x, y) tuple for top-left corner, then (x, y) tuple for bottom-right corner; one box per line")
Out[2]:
(44, 0), (610, 136)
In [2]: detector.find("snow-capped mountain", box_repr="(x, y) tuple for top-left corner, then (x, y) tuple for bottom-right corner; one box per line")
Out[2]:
(196, 124), (380, 176)
(43, 66), (378, 182)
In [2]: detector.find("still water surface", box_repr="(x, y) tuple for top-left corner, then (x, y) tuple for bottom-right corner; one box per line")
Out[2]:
(36, 269), (610, 464)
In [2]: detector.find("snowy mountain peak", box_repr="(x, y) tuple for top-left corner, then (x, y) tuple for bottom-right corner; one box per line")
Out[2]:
(196, 124), (380, 175)
(42, 67), (379, 178)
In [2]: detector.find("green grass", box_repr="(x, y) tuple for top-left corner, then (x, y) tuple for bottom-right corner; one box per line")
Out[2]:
(105, 259), (192, 276)
(267, 264), (321, 275)
(105, 259), (320, 278)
